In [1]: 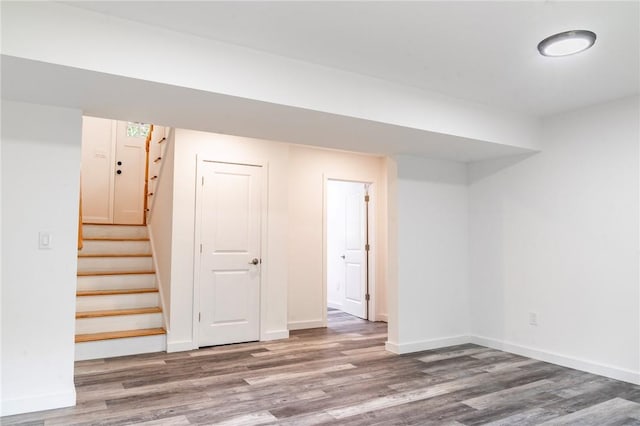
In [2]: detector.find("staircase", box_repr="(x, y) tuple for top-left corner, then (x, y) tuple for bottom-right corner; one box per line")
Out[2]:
(75, 223), (166, 360)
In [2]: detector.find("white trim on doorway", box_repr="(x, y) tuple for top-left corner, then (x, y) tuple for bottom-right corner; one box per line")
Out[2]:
(322, 174), (379, 325)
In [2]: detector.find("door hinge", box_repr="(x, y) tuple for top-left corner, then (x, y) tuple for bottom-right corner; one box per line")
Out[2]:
(201, 176), (204, 186)
(365, 293), (370, 301)
(200, 244), (203, 253)
(198, 312), (201, 322)
(364, 194), (370, 202)
(365, 243), (370, 251)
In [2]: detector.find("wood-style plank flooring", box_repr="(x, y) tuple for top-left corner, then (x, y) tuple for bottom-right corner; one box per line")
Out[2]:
(3, 309), (640, 425)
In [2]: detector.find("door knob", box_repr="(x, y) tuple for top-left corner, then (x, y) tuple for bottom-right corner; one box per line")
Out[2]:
(249, 258), (260, 265)
(116, 170), (122, 175)
(117, 161), (122, 166)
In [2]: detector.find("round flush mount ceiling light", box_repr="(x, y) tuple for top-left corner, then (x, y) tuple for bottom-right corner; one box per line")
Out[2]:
(537, 30), (597, 57)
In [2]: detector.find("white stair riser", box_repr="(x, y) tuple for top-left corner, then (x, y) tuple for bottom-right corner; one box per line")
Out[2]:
(76, 313), (163, 334)
(76, 293), (159, 312)
(80, 240), (151, 255)
(75, 334), (166, 361)
(77, 274), (156, 291)
(83, 225), (148, 239)
(77, 257), (154, 273)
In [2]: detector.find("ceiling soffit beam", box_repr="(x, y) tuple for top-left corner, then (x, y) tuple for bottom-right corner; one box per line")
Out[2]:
(1, 1), (540, 155)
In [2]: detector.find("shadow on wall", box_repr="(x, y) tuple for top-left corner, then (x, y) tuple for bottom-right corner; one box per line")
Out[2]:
(468, 152), (538, 184)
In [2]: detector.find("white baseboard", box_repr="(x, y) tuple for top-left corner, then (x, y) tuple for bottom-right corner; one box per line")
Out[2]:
(384, 334), (639, 385)
(288, 319), (326, 330)
(261, 329), (290, 341)
(376, 313), (388, 322)
(76, 334), (166, 361)
(1, 387), (76, 416)
(470, 335), (640, 385)
(166, 339), (196, 353)
(385, 335), (470, 354)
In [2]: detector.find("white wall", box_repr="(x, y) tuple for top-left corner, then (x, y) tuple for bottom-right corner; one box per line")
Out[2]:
(1, 101), (81, 415)
(385, 157), (399, 343)
(387, 155), (469, 353)
(167, 129), (290, 351)
(387, 156), (469, 353)
(288, 145), (387, 329)
(0, 98), (3, 410)
(148, 128), (176, 330)
(468, 95), (640, 384)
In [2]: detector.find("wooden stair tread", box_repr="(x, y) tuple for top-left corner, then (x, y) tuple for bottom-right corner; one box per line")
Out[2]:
(82, 223), (147, 226)
(75, 328), (165, 343)
(77, 270), (155, 277)
(78, 253), (152, 258)
(76, 307), (162, 318)
(77, 288), (158, 296)
(82, 237), (150, 241)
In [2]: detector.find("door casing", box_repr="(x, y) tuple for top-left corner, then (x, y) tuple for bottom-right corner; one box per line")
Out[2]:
(323, 175), (377, 324)
(327, 180), (367, 318)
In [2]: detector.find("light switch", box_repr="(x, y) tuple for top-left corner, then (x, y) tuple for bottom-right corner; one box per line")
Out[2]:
(39, 232), (52, 249)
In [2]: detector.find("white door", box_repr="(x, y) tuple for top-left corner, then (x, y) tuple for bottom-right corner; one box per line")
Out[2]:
(343, 183), (367, 319)
(81, 117), (116, 223)
(113, 121), (147, 224)
(198, 161), (262, 347)
(327, 181), (348, 310)
(327, 180), (367, 319)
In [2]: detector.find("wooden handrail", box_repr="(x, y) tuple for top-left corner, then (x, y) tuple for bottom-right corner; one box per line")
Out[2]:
(78, 184), (83, 250)
(142, 125), (154, 225)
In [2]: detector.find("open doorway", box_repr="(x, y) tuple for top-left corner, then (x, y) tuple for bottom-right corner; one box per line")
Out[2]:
(80, 117), (166, 225)
(326, 179), (372, 320)
(75, 116), (169, 361)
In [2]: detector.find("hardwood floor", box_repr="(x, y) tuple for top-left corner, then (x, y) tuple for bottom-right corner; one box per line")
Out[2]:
(3, 310), (640, 425)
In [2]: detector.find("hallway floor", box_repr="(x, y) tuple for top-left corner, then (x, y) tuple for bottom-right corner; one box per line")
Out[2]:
(3, 310), (640, 425)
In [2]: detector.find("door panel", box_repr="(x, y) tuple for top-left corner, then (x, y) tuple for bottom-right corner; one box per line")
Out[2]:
(345, 263), (363, 301)
(199, 161), (261, 347)
(208, 271), (251, 324)
(81, 117), (115, 223)
(214, 173), (250, 251)
(342, 183), (366, 319)
(113, 122), (147, 224)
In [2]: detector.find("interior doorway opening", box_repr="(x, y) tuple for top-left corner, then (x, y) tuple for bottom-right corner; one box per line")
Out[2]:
(326, 179), (373, 321)
(80, 116), (166, 225)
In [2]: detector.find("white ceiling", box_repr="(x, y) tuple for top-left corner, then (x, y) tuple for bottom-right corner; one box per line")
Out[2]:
(65, 1), (640, 117)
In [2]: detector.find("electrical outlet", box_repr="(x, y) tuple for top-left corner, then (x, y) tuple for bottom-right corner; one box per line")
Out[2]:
(529, 312), (538, 326)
